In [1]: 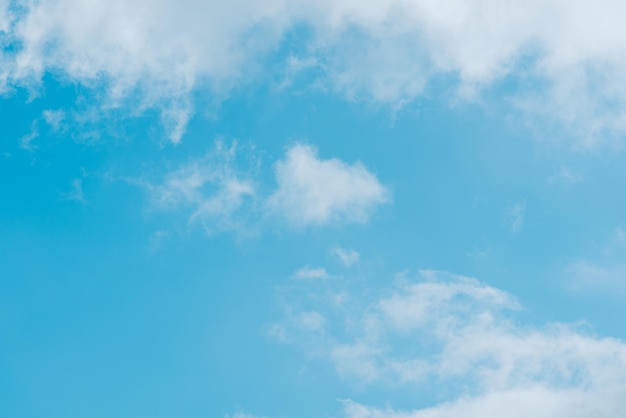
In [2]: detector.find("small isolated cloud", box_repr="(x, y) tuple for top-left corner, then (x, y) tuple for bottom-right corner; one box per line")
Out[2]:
(613, 226), (626, 244)
(294, 265), (329, 280)
(563, 226), (626, 294)
(267, 144), (389, 227)
(148, 141), (258, 235)
(148, 230), (170, 254)
(19, 121), (38, 151)
(61, 178), (86, 203)
(42, 109), (66, 133)
(549, 167), (583, 185)
(271, 269), (626, 417)
(565, 260), (626, 293)
(226, 412), (271, 418)
(505, 201), (526, 233)
(331, 246), (360, 267)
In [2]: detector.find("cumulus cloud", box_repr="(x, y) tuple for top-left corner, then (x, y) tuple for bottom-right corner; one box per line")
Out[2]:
(4, 1), (626, 144)
(270, 269), (626, 417)
(267, 144), (389, 226)
(146, 142), (387, 233)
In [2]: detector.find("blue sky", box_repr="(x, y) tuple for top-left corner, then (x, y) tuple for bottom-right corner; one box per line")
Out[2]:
(3, 1), (626, 417)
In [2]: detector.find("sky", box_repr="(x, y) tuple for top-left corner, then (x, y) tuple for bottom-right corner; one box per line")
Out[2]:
(3, 1), (626, 417)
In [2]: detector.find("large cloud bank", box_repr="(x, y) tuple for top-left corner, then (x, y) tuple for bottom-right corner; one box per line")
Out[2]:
(3, 0), (626, 144)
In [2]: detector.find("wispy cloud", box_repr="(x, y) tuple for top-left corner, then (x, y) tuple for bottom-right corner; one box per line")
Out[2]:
(42, 109), (66, 133)
(293, 265), (329, 280)
(331, 246), (360, 267)
(549, 167), (583, 185)
(270, 269), (626, 416)
(61, 178), (87, 203)
(565, 260), (626, 293)
(341, 389), (623, 418)
(147, 140), (258, 235)
(505, 201), (526, 234)
(563, 226), (626, 294)
(19, 121), (38, 151)
(226, 412), (272, 418)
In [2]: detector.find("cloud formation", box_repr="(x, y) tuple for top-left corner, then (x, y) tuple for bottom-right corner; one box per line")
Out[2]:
(564, 226), (626, 294)
(505, 201), (526, 233)
(268, 144), (389, 226)
(294, 265), (329, 280)
(331, 246), (360, 267)
(147, 142), (388, 232)
(271, 269), (626, 417)
(5, 1), (626, 144)
(148, 140), (258, 235)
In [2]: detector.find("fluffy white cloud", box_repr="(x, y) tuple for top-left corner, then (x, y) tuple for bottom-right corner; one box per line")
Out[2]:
(146, 142), (387, 233)
(4, 1), (626, 144)
(271, 269), (626, 417)
(267, 144), (389, 226)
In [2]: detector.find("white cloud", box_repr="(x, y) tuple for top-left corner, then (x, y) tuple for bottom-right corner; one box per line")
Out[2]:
(226, 412), (272, 418)
(148, 140), (258, 235)
(566, 260), (626, 293)
(549, 167), (583, 184)
(42, 109), (66, 133)
(147, 230), (170, 254)
(294, 265), (329, 280)
(505, 201), (525, 233)
(564, 226), (626, 293)
(0, 3), (10, 33)
(271, 269), (626, 417)
(341, 389), (624, 418)
(4, 1), (626, 145)
(61, 178), (87, 203)
(267, 144), (389, 226)
(331, 246), (360, 267)
(146, 141), (386, 233)
(19, 121), (38, 151)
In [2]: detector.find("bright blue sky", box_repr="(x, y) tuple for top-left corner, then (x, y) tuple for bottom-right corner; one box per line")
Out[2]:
(3, 1), (626, 417)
